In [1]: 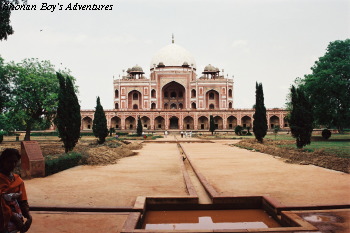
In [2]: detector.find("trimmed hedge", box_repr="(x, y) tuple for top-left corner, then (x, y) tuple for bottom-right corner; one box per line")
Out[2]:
(45, 152), (82, 176)
(31, 131), (59, 136)
(322, 129), (332, 140)
(30, 131), (130, 137)
(116, 132), (129, 136)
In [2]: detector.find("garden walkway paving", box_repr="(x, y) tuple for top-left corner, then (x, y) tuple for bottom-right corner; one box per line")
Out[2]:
(24, 139), (350, 232)
(181, 142), (350, 206)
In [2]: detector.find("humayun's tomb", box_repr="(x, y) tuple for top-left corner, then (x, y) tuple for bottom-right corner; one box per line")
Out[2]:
(81, 37), (288, 131)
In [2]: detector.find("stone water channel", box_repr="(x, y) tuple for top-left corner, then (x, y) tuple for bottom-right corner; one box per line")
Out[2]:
(140, 138), (284, 231)
(174, 136), (212, 204)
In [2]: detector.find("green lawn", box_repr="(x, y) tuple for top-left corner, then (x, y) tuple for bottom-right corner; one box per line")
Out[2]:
(237, 133), (350, 158)
(265, 134), (294, 140)
(278, 139), (350, 158)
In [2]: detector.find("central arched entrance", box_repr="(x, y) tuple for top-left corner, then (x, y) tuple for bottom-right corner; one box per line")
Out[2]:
(162, 81), (186, 109)
(169, 116), (179, 129)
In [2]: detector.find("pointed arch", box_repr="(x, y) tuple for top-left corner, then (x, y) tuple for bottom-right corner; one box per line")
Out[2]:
(151, 89), (156, 98)
(241, 116), (252, 128)
(82, 117), (92, 130)
(198, 116), (209, 130)
(228, 89), (232, 98)
(125, 116), (136, 130)
(270, 115), (280, 129)
(155, 116), (165, 129)
(183, 116), (194, 130)
(227, 116), (237, 129)
(169, 116), (179, 129)
(191, 89), (196, 98)
(141, 116), (151, 130)
(214, 116), (223, 129)
(128, 90), (142, 110)
(111, 116), (121, 129)
(191, 102), (197, 109)
(206, 90), (219, 109)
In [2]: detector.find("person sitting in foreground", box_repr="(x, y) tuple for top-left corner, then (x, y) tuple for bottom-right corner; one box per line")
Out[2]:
(0, 149), (32, 233)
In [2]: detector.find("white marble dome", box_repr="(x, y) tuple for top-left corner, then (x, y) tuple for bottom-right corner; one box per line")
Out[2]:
(150, 43), (196, 69)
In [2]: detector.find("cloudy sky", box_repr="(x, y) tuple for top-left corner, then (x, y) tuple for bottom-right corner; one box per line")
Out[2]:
(1, 0), (349, 109)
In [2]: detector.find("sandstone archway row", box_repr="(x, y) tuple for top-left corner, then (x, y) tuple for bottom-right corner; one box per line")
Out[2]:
(80, 111), (289, 131)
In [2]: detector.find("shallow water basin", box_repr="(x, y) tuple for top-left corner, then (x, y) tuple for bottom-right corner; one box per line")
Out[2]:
(142, 209), (280, 230)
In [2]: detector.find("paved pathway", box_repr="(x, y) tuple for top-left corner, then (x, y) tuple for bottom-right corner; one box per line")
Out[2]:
(181, 142), (350, 206)
(24, 140), (350, 232)
(25, 143), (188, 208)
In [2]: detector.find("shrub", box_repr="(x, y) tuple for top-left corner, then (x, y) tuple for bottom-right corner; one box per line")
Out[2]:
(45, 152), (82, 176)
(235, 125), (243, 135)
(109, 127), (115, 136)
(0, 131), (4, 143)
(30, 131), (96, 137)
(116, 132), (129, 136)
(80, 132), (95, 136)
(246, 127), (252, 135)
(30, 131), (59, 136)
(322, 129), (332, 140)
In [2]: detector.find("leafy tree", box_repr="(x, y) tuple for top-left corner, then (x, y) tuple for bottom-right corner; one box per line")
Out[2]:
(253, 82), (268, 142)
(289, 85), (313, 148)
(0, 56), (11, 112)
(209, 115), (215, 135)
(5, 58), (59, 140)
(92, 97), (108, 144)
(0, 132), (4, 143)
(0, 112), (20, 134)
(298, 39), (350, 133)
(0, 114), (7, 131)
(137, 116), (142, 136)
(55, 73), (81, 153)
(0, 0), (26, 40)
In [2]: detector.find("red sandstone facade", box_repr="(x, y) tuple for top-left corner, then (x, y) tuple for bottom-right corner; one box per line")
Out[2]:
(81, 40), (288, 131)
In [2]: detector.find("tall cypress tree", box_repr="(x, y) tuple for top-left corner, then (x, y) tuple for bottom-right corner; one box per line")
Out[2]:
(55, 73), (81, 153)
(92, 97), (108, 144)
(289, 85), (313, 148)
(253, 82), (268, 143)
(209, 115), (215, 135)
(137, 116), (142, 136)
